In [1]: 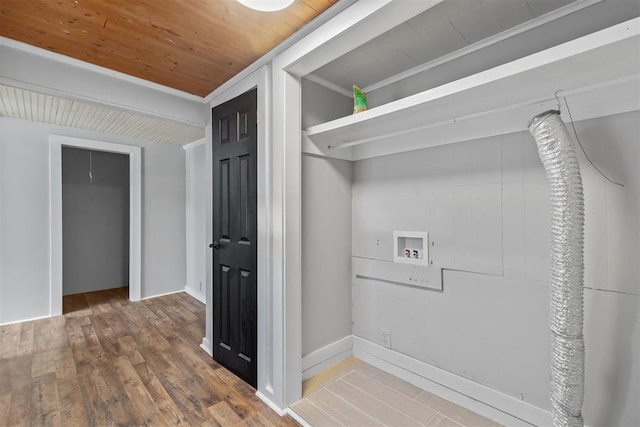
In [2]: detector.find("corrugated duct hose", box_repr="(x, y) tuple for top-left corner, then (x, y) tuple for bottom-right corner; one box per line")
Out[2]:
(528, 110), (585, 427)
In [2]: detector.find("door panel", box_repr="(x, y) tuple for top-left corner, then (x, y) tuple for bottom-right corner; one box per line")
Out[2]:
(219, 264), (231, 349)
(212, 89), (258, 387)
(219, 159), (231, 240)
(238, 269), (252, 362)
(239, 154), (251, 242)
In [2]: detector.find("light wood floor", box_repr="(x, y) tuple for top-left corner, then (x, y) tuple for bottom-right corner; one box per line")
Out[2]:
(291, 357), (502, 427)
(0, 287), (298, 426)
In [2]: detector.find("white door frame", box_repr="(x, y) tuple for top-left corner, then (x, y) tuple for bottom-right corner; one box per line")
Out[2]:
(49, 135), (142, 315)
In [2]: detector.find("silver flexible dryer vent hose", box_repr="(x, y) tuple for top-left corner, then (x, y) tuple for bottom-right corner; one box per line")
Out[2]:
(529, 111), (584, 426)
(528, 110), (585, 427)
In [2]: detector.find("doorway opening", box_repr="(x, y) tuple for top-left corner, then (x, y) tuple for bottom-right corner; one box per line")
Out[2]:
(50, 135), (142, 317)
(61, 147), (130, 312)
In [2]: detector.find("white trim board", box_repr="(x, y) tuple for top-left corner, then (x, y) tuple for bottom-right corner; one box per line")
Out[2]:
(182, 139), (205, 150)
(200, 338), (213, 357)
(49, 135), (142, 316)
(302, 336), (353, 381)
(141, 289), (184, 300)
(286, 409), (312, 427)
(184, 286), (205, 304)
(256, 391), (288, 417)
(0, 314), (51, 327)
(352, 336), (551, 427)
(184, 138), (206, 311)
(347, 75), (639, 161)
(353, 257), (443, 292)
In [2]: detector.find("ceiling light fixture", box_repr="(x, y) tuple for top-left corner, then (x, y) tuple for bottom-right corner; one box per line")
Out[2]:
(237, 0), (294, 12)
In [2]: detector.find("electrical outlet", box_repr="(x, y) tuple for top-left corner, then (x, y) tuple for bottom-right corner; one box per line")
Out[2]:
(380, 328), (391, 348)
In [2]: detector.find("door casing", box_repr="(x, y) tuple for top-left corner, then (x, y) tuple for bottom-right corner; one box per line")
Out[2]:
(50, 135), (142, 315)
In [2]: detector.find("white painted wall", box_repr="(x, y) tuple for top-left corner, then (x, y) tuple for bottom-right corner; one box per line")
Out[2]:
(351, 111), (639, 425)
(301, 79), (353, 359)
(301, 79), (353, 129)
(0, 117), (187, 324)
(185, 141), (206, 302)
(301, 155), (352, 357)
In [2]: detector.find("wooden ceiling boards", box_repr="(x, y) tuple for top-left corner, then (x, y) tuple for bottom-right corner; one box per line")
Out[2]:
(0, 0), (337, 97)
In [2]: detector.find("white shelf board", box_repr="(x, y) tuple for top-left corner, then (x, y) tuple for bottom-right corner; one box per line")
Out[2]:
(304, 18), (640, 161)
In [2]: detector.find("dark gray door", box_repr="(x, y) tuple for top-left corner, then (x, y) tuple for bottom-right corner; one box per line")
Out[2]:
(211, 89), (257, 387)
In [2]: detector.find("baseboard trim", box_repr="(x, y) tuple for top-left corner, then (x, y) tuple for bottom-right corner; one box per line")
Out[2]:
(200, 338), (213, 356)
(302, 335), (353, 380)
(0, 313), (51, 326)
(352, 336), (551, 427)
(287, 408), (312, 427)
(1, 287), (196, 326)
(184, 286), (205, 303)
(256, 391), (288, 416)
(141, 289), (184, 300)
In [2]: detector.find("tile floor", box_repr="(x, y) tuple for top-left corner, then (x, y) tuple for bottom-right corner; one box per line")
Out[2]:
(291, 357), (502, 427)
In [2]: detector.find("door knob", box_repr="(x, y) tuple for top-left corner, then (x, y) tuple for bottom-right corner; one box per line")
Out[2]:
(210, 241), (220, 249)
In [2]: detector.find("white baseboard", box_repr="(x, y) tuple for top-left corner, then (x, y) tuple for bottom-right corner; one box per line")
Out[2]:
(352, 336), (551, 427)
(302, 335), (353, 380)
(141, 289), (184, 300)
(0, 313), (51, 326)
(256, 391), (288, 417)
(184, 286), (205, 303)
(287, 408), (312, 427)
(0, 287), (194, 326)
(200, 337), (213, 356)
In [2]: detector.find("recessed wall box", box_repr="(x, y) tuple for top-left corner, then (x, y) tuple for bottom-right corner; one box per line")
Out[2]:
(393, 231), (429, 265)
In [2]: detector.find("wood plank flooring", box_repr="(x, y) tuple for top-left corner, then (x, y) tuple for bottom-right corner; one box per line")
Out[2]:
(0, 288), (298, 427)
(291, 357), (502, 427)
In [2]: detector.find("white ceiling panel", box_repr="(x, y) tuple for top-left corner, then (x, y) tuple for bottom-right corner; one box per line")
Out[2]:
(451, 0), (534, 43)
(526, 0), (577, 17)
(313, 48), (377, 89)
(361, 23), (422, 52)
(354, 49), (419, 88)
(405, 0), (483, 34)
(400, 23), (470, 64)
(0, 85), (205, 145)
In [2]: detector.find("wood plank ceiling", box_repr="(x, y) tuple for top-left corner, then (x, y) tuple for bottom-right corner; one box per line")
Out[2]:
(0, 0), (337, 97)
